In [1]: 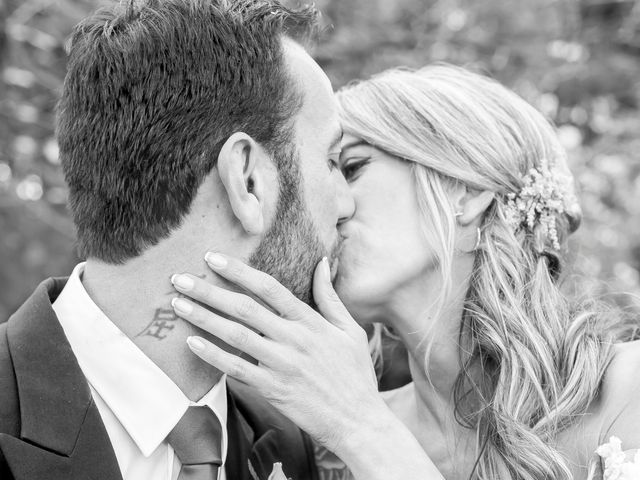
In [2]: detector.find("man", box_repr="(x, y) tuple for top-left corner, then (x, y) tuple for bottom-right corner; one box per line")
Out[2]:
(0, 1), (354, 479)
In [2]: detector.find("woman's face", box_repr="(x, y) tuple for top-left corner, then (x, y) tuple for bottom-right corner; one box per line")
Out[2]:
(335, 134), (438, 323)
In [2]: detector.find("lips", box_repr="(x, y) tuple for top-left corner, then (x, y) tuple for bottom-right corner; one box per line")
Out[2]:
(329, 256), (340, 281)
(328, 235), (347, 281)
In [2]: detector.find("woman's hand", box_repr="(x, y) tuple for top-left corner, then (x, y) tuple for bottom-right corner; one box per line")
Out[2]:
(169, 252), (384, 453)
(170, 253), (445, 480)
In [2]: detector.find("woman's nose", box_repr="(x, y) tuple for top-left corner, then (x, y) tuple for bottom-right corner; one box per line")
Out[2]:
(336, 173), (356, 224)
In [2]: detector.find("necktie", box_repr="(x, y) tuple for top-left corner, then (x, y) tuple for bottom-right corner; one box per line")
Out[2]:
(167, 406), (223, 480)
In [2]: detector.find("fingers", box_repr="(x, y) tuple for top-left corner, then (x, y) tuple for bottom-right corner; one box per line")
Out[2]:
(204, 252), (308, 320)
(312, 258), (358, 332)
(171, 297), (280, 365)
(171, 273), (283, 339)
(186, 336), (268, 387)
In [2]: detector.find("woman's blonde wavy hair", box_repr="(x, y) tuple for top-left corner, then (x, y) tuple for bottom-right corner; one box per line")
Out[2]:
(336, 64), (631, 479)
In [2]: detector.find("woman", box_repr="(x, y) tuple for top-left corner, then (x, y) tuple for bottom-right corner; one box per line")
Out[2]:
(170, 65), (640, 479)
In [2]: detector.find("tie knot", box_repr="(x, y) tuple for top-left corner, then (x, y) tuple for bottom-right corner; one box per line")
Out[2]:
(167, 406), (223, 466)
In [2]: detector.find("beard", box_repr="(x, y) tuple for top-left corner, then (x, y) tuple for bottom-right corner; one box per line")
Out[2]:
(249, 146), (338, 306)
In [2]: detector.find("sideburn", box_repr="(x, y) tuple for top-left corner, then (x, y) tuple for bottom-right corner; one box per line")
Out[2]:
(249, 147), (325, 306)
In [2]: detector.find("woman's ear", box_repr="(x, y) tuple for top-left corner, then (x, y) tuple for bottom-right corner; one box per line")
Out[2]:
(217, 132), (266, 235)
(453, 187), (495, 227)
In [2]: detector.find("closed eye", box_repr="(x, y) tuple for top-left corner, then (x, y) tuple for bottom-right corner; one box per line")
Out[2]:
(341, 156), (371, 183)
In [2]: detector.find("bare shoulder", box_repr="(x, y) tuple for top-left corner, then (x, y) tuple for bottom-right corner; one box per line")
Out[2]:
(596, 340), (640, 446)
(600, 340), (640, 400)
(555, 341), (640, 477)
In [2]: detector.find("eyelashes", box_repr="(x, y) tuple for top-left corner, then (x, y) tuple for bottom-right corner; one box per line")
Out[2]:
(341, 156), (371, 182)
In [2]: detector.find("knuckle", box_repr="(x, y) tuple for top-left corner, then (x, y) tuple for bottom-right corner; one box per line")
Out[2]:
(280, 296), (303, 318)
(230, 361), (247, 379)
(197, 282), (215, 303)
(269, 379), (287, 401)
(235, 297), (258, 319)
(273, 355), (293, 376)
(317, 292), (339, 312)
(302, 315), (323, 334)
(259, 276), (281, 299)
(229, 326), (250, 347)
(294, 334), (314, 354)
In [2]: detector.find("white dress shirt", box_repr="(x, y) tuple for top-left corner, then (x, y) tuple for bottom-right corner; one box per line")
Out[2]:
(52, 262), (228, 480)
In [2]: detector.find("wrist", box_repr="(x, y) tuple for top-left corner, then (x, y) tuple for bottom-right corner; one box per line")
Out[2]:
(330, 400), (445, 480)
(335, 399), (398, 458)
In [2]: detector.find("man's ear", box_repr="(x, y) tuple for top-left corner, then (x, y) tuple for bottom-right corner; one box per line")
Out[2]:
(452, 186), (495, 227)
(217, 132), (266, 235)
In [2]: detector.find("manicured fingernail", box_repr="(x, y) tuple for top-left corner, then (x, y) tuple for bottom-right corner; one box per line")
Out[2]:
(171, 274), (194, 290)
(187, 336), (205, 352)
(322, 257), (331, 282)
(172, 297), (192, 315)
(205, 252), (227, 269)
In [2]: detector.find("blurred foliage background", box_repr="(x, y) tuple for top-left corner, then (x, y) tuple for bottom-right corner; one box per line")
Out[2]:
(1, 0), (640, 331)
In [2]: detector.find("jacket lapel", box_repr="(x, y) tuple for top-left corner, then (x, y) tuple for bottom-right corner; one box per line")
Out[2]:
(1, 278), (314, 480)
(226, 388), (256, 480)
(248, 430), (283, 480)
(226, 382), (315, 480)
(0, 278), (122, 480)
(226, 387), (287, 480)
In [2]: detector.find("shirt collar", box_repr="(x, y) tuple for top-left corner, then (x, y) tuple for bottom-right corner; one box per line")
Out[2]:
(52, 263), (228, 458)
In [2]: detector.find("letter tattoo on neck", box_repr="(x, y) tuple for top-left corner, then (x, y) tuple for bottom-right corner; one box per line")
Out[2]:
(135, 274), (206, 340)
(136, 308), (178, 340)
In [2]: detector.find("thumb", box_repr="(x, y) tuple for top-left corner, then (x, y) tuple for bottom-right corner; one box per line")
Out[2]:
(312, 257), (355, 331)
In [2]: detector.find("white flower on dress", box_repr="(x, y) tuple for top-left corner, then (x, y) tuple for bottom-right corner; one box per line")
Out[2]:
(595, 436), (640, 480)
(268, 462), (289, 480)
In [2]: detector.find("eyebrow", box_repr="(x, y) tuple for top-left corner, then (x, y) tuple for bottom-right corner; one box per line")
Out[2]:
(328, 129), (344, 152)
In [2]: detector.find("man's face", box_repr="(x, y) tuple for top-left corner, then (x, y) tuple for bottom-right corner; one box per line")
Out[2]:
(249, 41), (355, 305)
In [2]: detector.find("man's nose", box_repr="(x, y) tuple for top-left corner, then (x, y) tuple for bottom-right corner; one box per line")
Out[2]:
(335, 172), (355, 224)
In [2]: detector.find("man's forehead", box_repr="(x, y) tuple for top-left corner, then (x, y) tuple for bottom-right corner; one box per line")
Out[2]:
(282, 40), (334, 108)
(283, 40), (342, 151)
(282, 39), (330, 85)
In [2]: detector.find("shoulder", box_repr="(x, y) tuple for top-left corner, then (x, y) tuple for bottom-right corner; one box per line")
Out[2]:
(557, 341), (640, 476)
(600, 340), (640, 409)
(0, 321), (19, 436)
(0, 278), (67, 437)
(596, 340), (640, 447)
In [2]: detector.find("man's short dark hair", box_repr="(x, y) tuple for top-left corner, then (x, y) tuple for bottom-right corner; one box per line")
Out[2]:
(56, 0), (318, 263)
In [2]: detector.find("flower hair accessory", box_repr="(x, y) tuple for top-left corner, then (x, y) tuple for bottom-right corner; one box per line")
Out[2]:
(504, 158), (578, 251)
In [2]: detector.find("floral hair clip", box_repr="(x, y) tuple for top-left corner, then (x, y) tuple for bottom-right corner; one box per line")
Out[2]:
(504, 158), (578, 251)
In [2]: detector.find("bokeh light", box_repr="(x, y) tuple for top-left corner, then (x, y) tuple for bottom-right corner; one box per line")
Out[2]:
(1, 0), (640, 327)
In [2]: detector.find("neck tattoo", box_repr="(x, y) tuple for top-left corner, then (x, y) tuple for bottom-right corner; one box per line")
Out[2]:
(135, 274), (206, 340)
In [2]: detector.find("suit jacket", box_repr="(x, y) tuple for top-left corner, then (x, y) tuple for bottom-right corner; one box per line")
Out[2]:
(0, 278), (318, 480)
